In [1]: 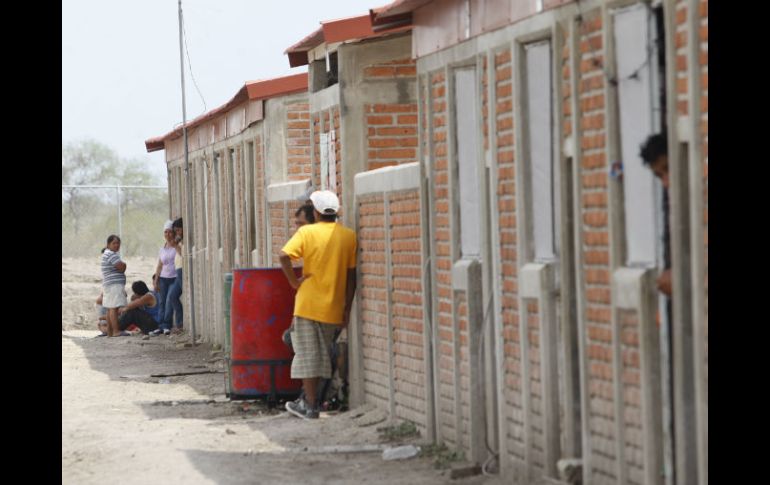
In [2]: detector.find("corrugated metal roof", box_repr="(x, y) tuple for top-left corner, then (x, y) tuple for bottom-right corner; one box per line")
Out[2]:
(285, 13), (412, 67)
(145, 72), (308, 153)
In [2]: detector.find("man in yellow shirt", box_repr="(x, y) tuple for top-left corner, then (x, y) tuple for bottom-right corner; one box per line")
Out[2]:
(279, 190), (357, 420)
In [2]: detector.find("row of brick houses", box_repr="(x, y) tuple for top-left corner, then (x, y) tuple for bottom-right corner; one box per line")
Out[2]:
(146, 1), (707, 484)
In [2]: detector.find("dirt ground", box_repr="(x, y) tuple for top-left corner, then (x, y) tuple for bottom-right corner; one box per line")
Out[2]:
(62, 260), (503, 484)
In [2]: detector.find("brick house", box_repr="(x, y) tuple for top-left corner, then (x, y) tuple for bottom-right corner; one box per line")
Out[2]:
(146, 1), (707, 483)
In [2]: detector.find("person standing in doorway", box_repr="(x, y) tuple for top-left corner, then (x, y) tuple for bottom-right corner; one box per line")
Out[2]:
(152, 220), (178, 335)
(279, 190), (357, 420)
(640, 133), (671, 296)
(164, 217), (185, 335)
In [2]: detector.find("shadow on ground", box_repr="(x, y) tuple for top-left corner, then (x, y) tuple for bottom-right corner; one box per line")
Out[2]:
(180, 448), (474, 485)
(64, 332), (499, 484)
(66, 331), (227, 398)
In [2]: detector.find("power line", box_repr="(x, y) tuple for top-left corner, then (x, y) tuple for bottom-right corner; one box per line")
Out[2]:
(181, 6), (207, 114)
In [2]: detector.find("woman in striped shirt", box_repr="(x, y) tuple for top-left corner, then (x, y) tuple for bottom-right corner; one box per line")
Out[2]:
(101, 235), (128, 337)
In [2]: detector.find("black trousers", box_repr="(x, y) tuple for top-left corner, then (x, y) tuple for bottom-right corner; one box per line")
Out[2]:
(118, 308), (159, 334)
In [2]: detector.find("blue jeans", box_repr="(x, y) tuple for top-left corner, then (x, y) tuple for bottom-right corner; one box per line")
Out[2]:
(157, 276), (176, 331)
(166, 268), (184, 328)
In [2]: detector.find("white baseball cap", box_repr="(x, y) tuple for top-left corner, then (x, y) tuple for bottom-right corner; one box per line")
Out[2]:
(309, 190), (340, 215)
(163, 220), (174, 231)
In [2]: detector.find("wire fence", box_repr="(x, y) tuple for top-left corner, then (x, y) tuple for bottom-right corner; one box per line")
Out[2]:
(62, 185), (169, 259)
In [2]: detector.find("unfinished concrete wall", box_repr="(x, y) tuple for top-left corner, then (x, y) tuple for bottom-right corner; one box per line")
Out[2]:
(355, 163), (429, 435)
(338, 32), (417, 228)
(266, 181), (307, 266)
(264, 93), (311, 267)
(161, 92), (309, 348)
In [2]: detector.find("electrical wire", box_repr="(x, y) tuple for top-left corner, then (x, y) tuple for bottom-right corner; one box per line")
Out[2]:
(180, 3), (207, 115)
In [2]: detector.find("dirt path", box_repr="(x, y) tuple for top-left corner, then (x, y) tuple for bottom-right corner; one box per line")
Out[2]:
(62, 329), (500, 484)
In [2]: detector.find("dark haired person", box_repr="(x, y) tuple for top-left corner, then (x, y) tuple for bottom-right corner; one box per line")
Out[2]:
(162, 217), (185, 335)
(294, 204), (316, 228)
(280, 190), (357, 420)
(153, 220), (178, 335)
(640, 133), (671, 296)
(101, 235), (127, 337)
(118, 280), (160, 336)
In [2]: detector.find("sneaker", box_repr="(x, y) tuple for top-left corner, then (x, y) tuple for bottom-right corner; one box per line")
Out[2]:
(163, 329), (171, 336)
(149, 329), (162, 336)
(285, 399), (319, 420)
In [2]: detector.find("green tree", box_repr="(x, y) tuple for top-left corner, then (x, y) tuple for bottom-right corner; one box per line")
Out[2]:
(62, 139), (167, 258)
(62, 140), (121, 234)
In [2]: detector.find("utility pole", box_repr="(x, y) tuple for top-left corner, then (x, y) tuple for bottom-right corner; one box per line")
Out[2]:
(178, 0), (197, 345)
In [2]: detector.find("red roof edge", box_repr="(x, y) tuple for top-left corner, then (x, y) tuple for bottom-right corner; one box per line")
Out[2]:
(321, 14), (374, 43)
(145, 73), (309, 153)
(284, 12), (412, 68)
(371, 0), (432, 28)
(284, 26), (324, 55)
(288, 51), (310, 68)
(245, 72), (308, 100)
(145, 137), (165, 153)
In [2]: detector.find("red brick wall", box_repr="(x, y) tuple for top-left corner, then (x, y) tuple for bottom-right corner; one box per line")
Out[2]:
(222, 149), (236, 271)
(430, 69), (458, 447)
(255, 135), (266, 266)
(357, 189), (427, 430)
(675, 1), (689, 117)
(456, 292), (471, 451)
(287, 102), (311, 181)
(269, 201), (286, 266)
(526, 300), (545, 473)
(366, 104), (418, 170)
(618, 310), (644, 485)
(421, 75), (431, 167)
(358, 193), (390, 410)
(333, 107), (342, 205)
(699, 0), (708, 372)
(311, 107), (344, 211)
(234, 146), (248, 265)
(312, 113), (321, 189)
(363, 57), (417, 79)
(576, 10), (617, 483)
(562, 36), (573, 141)
(389, 191), (426, 427)
(268, 200), (303, 266)
(482, 55), (489, 151)
(494, 45), (526, 463)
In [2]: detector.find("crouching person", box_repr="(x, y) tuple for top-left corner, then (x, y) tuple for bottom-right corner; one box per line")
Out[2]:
(118, 281), (161, 336)
(279, 190), (357, 420)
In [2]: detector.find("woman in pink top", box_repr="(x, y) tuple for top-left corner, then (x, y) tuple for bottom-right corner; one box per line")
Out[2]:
(152, 220), (178, 335)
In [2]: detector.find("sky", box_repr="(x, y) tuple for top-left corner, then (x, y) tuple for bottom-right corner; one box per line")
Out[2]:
(62, 0), (377, 181)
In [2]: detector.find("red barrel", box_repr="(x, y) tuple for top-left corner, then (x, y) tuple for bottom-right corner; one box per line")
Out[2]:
(229, 267), (302, 400)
